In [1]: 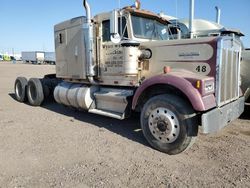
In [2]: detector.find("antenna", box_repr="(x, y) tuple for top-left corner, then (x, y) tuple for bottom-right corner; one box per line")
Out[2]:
(118, 0), (120, 9)
(175, 0), (178, 27)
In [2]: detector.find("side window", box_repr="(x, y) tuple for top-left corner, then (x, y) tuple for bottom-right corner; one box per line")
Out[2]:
(102, 17), (128, 42)
(102, 20), (111, 42)
(118, 17), (128, 38)
(59, 33), (63, 44)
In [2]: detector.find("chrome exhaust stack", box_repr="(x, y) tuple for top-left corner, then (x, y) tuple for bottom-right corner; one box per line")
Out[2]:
(83, 0), (91, 23)
(189, 0), (194, 39)
(83, 0), (96, 81)
(215, 6), (221, 24)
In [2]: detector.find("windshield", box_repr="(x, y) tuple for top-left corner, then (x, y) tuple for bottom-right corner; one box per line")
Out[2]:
(131, 15), (169, 40)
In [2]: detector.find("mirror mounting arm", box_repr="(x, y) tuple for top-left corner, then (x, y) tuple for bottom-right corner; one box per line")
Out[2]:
(110, 9), (121, 44)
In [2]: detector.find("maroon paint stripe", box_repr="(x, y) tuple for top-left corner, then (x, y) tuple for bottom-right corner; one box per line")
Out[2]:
(132, 74), (216, 111)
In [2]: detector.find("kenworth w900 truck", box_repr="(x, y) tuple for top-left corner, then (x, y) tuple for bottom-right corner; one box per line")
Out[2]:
(14, 0), (244, 154)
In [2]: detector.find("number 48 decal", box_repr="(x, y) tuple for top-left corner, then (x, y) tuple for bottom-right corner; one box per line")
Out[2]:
(196, 65), (207, 73)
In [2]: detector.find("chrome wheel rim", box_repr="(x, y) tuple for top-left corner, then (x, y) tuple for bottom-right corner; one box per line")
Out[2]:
(148, 107), (180, 143)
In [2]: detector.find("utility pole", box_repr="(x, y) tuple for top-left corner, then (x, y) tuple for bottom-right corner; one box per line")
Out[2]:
(12, 48), (16, 63)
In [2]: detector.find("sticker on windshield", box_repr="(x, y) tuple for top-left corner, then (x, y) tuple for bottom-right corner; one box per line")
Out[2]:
(161, 29), (167, 35)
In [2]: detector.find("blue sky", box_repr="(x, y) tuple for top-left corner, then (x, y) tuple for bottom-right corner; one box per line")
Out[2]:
(0, 0), (249, 54)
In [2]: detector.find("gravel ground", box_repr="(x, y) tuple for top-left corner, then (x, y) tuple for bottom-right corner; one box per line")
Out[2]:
(0, 61), (249, 188)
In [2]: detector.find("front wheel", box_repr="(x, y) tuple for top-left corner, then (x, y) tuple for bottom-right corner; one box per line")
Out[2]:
(140, 94), (198, 155)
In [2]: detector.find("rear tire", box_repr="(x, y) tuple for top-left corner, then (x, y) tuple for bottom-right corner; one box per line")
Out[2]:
(14, 77), (28, 102)
(140, 94), (198, 155)
(27, 78), (44, 106)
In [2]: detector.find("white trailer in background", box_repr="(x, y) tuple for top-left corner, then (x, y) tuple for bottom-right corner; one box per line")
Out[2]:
(14, 54), (22, 61)
(21, 51), (45, 64)
(44, 52), (56, 64)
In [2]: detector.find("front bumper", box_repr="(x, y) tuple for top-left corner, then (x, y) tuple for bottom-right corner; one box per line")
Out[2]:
(201, 96), (245, 134)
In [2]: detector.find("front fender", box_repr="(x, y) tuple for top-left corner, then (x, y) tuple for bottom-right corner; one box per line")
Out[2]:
(132, 74), (216, 112)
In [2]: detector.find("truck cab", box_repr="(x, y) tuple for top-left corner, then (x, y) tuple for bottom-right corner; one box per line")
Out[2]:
(96, 8), (173, 85)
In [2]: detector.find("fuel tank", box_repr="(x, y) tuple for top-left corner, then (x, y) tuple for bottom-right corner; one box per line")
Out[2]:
(54, 82), (98, 110)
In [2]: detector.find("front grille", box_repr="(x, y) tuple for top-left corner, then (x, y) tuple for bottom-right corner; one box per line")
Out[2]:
(216, 37), (241, 106)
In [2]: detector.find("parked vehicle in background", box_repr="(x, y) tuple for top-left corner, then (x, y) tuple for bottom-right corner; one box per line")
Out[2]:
(3, 55), (11, 61)
(168, 19), (243, 39)
(10, 56), (16, 61)
(0, 54), (22, 61)
(160, 7), (250, 103)
(162, 15), (249, 102)
(44, 52), (56, 64)
(21, 51), (45, 64)
(14, 54), (22, 61)
(241, 49), (250, 101)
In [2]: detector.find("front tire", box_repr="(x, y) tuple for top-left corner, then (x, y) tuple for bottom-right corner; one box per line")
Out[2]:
(140, 94), (198, 155)
(27, 78), (44, 106)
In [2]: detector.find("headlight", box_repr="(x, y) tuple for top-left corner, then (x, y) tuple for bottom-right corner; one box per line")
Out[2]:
(204, 81), (214, 94)
(195, 79), (215, 96)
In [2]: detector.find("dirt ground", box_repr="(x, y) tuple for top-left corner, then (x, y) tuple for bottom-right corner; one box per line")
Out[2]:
(0, 61), (249, 188)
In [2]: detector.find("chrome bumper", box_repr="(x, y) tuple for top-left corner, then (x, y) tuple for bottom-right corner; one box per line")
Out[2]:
(201, 96), (245, 134)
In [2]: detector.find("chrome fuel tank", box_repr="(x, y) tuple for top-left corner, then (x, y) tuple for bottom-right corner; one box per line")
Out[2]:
(54, 82), (98, 110)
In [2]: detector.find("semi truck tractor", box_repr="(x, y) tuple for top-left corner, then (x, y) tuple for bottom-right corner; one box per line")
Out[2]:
(14, 0), (244, 155)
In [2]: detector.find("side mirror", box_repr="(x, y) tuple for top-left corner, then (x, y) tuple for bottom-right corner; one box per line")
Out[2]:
(110, 10), (121, 43)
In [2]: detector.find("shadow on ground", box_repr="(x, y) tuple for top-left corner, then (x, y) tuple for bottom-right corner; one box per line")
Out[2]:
(240, 103), (250, 120)
(9, 93), (149, 147)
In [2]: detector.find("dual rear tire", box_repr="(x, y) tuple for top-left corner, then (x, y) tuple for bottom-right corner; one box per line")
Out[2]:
(26, 78), (44, 106)
(14, 77), (44, 106)
(14, 77), (28, 102)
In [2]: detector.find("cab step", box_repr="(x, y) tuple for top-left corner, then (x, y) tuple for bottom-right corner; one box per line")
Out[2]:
(88, 109), (125, 120)
(89, 88), (134, 119)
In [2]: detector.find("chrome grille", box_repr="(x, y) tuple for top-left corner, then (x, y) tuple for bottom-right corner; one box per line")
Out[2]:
(216, 37), (241, 106)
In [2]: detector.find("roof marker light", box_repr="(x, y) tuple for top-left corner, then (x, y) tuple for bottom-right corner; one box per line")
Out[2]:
(132, 0), (141, 10)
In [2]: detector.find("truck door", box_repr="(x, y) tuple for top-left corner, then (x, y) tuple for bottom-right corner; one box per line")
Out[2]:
(100, 18), (128, 78)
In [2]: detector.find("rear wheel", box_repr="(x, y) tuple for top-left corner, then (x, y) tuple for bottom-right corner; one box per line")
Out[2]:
(14, 77), (28, 102)
(140, 94), (198, 155)
(27, 78), (44, 106)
